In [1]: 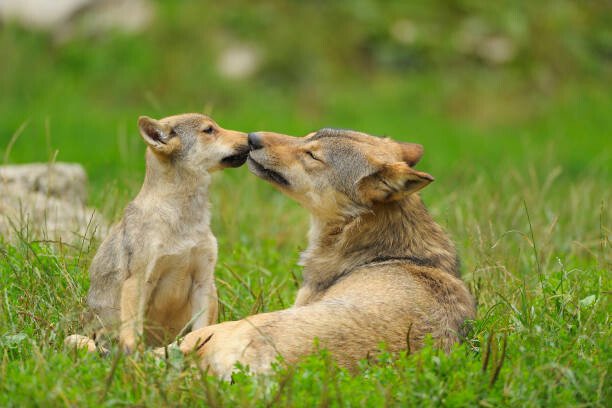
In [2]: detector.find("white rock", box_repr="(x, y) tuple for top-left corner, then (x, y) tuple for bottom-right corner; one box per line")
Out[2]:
(0, 163), (107, 243)
(0, 0), (92, 29)
(0, 162), (87, 203)
(0, 0), (153, 38)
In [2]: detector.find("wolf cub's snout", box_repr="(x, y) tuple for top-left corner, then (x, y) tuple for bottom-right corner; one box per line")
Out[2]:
(65, 113), (247, 354)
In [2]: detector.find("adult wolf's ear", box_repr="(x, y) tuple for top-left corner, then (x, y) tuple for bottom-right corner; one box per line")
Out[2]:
(138, 116), (180, 155)
(357, 162), (434, 205)
(399, 142), (424, 166)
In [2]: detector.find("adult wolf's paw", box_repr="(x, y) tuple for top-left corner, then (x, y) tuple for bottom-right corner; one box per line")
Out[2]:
(152, 346), (167, 358)
(64, 334), (97, 353)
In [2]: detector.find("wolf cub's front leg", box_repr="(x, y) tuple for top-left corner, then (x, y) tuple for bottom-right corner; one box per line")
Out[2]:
(190, 280), (218, 329)
(119, 264), (160, 352)
(119, 276), (144, 352)
(189, 245), (218, 329)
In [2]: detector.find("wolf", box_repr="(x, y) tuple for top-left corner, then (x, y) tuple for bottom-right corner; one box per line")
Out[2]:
(65, 113), (248, 353)
(161, 128), (476, 378)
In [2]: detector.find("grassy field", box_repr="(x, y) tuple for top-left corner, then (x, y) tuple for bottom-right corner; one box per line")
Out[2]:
(1, 1), (610, 406)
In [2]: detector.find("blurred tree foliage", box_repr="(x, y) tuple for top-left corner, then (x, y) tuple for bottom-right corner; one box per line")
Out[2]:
(128, 0), (611, 126)
(179, 0), (611, 85)
(2, 0), (609, 114)
(0, 0), (610, 171)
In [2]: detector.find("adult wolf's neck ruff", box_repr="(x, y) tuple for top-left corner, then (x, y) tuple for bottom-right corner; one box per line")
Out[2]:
(299, 194), (459, 293)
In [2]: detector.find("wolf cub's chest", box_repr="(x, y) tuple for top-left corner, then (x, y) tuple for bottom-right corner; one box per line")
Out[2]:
(149, 239), (216, 310)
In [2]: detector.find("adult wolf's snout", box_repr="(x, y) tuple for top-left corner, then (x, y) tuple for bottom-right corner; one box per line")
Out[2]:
(248, 132), (264, 150)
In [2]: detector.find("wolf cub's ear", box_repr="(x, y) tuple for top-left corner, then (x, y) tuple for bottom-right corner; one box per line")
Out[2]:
(358, 162), (434, 205)
(138, 116), (180, 155)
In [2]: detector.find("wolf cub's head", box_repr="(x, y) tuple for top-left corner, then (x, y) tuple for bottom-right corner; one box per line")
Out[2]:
(247, 128), (434, 218)
(138, 114), (249, 172)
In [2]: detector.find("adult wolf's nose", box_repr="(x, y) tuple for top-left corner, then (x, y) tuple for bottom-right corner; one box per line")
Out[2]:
(248, 132), (264, 150)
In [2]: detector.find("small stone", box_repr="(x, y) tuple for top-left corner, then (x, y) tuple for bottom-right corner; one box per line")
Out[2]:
(390, 19), (418, 45)
(217, 45), (261, 80)
(476, 36), (516, 65)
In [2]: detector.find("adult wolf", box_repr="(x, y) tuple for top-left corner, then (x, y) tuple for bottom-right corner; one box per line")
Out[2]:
(164, 128), (475, 378)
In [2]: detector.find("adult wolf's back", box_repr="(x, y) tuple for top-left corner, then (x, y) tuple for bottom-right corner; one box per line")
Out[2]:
(167, 128), (475, 378)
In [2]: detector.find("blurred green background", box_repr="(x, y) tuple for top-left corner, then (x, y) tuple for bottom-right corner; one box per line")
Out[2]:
(1, 0), (609, 195)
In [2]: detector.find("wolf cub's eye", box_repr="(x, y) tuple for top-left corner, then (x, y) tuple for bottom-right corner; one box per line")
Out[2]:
(202, 126), (215, 134)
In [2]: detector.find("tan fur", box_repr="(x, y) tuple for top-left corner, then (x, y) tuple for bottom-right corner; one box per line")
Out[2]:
(163, 128), (476, 379)
(65, 113), (248, 353)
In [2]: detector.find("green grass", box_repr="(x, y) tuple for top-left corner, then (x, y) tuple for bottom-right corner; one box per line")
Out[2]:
(1, 104), (609, 405)
(0, 1), (610, 406)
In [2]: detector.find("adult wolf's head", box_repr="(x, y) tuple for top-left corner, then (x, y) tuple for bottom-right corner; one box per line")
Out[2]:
(138, 114), (249, 172)
(247, 128), (433, 218)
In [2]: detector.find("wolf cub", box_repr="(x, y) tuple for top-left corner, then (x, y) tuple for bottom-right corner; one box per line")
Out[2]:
(66, 113), (248, 353)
